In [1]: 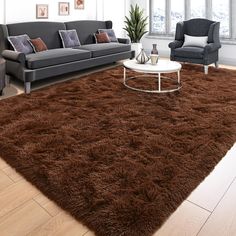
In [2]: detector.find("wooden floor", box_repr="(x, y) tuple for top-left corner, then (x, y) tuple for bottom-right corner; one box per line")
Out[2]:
(0, 63), (236, 236)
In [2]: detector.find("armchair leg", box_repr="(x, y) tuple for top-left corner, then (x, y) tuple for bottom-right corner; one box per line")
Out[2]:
(215, 61), (219, 69)
(204, 65), (208, 75)
(24, 82), (31, 94)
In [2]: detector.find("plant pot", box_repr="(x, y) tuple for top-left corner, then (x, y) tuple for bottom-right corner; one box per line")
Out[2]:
(131, 43), (142, 57)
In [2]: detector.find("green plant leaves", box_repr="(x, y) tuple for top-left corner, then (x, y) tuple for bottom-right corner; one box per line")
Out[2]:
(123, 4), (148, 43)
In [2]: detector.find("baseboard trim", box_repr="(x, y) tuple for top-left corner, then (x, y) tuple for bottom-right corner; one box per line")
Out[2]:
(218, 58), (236, 66)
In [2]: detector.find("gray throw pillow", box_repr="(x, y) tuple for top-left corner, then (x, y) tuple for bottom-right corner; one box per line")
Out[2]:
(8, 34), (34, 54)
(98, 29), (118, 42)
(59, 29), (81, 48)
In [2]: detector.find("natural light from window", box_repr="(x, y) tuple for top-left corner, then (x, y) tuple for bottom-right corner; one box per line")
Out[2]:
(190, 0), (205, 18)
(150, 0), (232, 39)
(212, 0), (230, 37)
(170, 0), (185, 33)
(152, 0), (166, 33)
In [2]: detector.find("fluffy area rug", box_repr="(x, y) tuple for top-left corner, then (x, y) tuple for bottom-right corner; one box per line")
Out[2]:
(0, 64), (235, 236)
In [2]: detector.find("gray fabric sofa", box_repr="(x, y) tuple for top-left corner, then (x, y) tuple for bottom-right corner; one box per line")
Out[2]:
(0, 20), (132, 93)
(0, 59), (5, 95)
(169, 18), (221, 74)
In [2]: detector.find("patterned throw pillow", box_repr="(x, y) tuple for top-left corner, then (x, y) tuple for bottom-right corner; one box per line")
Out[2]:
(94, 32), (111, 44)
(59, 29), (81, 48)
(8, 34), (34, 54)
(98, 29), (118, 42)
(28, 38), (48, 53)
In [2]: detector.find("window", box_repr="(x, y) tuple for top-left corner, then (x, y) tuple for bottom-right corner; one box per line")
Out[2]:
(170, 0), (185, 33)
(191, 0), (205, 18)
(150, 0), (234, 40)
(212, 0), (230, 37)
(151, 0), (166, 33)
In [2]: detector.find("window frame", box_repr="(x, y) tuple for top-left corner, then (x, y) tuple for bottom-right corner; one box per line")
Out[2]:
(150, 0), (167, 35)
(149, 0), (235, 41)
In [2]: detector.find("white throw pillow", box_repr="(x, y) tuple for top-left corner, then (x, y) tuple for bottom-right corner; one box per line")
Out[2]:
(183, 34), (208, 48)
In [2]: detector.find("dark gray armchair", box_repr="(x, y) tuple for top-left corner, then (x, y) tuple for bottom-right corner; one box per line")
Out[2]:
(169, 18), (221, 74)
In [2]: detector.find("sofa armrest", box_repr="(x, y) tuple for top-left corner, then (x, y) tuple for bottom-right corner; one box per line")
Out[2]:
(2, 50), (26, 64)
(204, 43), (221, 54)
(118, 38), (130, 44)
(168, 40), (183, 49)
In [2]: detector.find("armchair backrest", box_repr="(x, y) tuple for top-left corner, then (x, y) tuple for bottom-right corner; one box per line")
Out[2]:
(175, 18), (220, 44)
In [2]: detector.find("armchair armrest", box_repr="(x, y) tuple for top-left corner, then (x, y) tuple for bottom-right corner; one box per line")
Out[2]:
(2, 50), (26, 64)
(168, 40), (183, 49)
(204, 43), (221, 54)
(118, 38), (130, 44)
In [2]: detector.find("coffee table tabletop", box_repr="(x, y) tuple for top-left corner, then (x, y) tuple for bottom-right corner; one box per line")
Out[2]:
(123, 59), (181, 73)
(123, 59), (182, 93)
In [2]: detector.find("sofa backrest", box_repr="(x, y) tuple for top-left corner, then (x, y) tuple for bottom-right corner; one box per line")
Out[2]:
(1, 22), (66, 53)
(0, 20), (113, 55)
(184, 18), (215, 37)
(175, 18), (220, 43)
(65, 20), (112, 45)
(0, 24), (8, 55)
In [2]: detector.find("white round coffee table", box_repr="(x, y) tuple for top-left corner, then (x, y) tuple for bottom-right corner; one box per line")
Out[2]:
(123, 59), (182, 93)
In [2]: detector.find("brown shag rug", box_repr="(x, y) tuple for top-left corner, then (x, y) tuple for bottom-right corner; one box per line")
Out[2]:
(0, 64), (235, 236)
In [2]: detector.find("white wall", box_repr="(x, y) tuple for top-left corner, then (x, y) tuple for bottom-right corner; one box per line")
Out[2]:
(96, 0), (131, 37)
(1, 0), (131, 39)
(5, 0), (97, 23)
(131, 0), (148, 16)
(102, 0), (129, 37)
(131, 0), (236, 66)
(0, 0), (5, 24)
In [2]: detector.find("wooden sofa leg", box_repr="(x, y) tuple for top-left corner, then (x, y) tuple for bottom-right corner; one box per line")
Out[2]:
(204, 65), (208, 75)
(24, 82), (31, 94)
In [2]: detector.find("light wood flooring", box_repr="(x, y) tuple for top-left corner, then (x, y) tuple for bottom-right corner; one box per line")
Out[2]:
(0, 62), (235, 236)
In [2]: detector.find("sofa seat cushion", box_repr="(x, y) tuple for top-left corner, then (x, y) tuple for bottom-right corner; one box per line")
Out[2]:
(26, 48), (91, 69)
(174, 47), (204, 59)
(75, 43), (131, 58)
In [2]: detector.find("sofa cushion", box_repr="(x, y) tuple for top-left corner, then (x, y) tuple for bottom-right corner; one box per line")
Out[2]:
(26, 48), (91, 69)
(8, 34), (34, 54)
(174, 47), (204, 59)
(183, 34), (208, 48)
(7, 22), (66, 49)
(75, 43), (131, 58)
(94, 32), (111, 44)
(28, 38), (48, 52)
(98, 29), (118, 42)
(59, 29), (81, 48)
(65, 20), (112, 45)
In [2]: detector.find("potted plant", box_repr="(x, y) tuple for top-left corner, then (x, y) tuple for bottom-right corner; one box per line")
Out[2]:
(123, 4), (148, 57)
